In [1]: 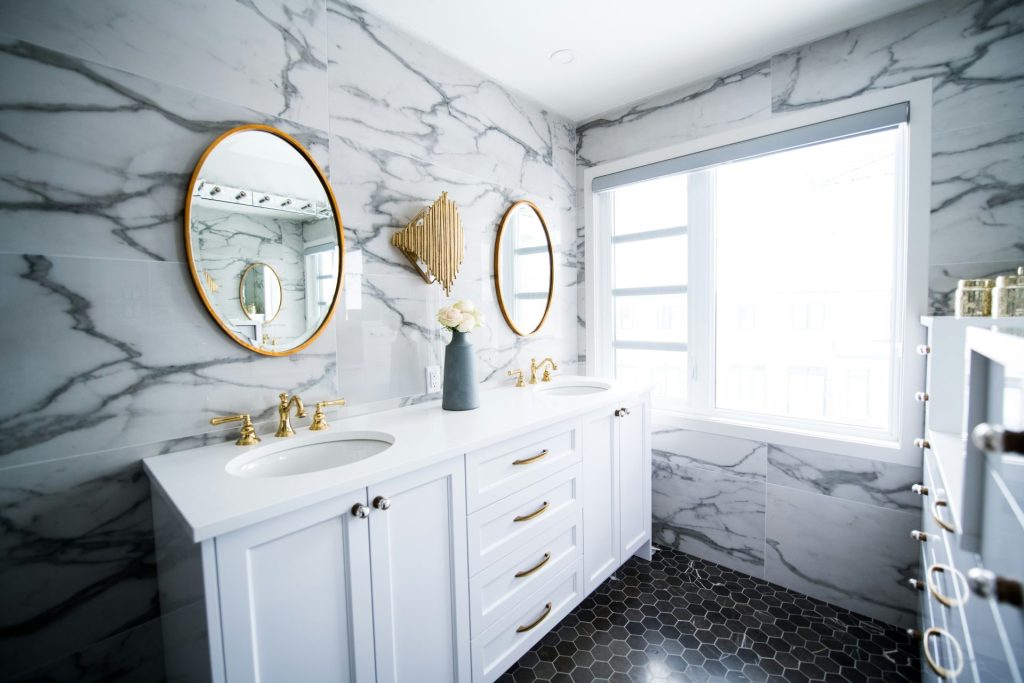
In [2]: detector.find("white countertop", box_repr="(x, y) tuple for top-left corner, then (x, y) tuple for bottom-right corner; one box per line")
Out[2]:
(144, 378), (651, 542)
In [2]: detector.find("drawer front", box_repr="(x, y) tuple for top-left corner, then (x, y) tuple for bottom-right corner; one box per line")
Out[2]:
(469, 509), (582, 637)
(471, 559), (584, 683)
(465, 423), (579, 512)
(467, 464), (581, 576)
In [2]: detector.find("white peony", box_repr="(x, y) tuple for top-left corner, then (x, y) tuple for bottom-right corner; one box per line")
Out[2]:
(437, 306), (463, 329)
(456, 313), (476, 333)
(452, 299), (475, 313)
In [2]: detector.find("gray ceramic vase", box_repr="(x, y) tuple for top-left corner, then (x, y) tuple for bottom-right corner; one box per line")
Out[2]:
(442, 330), (479, 411)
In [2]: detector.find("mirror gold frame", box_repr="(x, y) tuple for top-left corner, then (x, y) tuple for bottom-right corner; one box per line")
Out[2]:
(494, 200), (555, 336)
(238, 261), (284, 323)
(184, 124), (345, 357)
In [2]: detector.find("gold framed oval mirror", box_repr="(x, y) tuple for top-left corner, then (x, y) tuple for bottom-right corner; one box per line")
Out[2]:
(184, 124), (344, 356)
(494, 200), (554, 336)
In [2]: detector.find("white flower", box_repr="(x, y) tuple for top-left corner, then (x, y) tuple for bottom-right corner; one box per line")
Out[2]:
(456, 314), (476, 333)
(453, 299), (475, 313)
(437, 306), (462, 329)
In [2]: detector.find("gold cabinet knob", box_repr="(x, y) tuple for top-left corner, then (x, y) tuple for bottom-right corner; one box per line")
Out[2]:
(914, 391), (930, 402)
(908, 578), (924, 591)
(210, 413), (260, 446)
(911, 484), (929, 496)
(911, 530), (929, 542)
(916, 344), (932, 355)
(914, 437), (930, 449)
(372, 496), (391, 511)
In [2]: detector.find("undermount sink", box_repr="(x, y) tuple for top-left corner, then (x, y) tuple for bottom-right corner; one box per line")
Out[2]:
(226, 431), (394, 478)
(534, 378), (612, 396)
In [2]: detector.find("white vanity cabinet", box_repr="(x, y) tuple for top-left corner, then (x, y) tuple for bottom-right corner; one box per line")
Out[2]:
(146, 382), (651, 683)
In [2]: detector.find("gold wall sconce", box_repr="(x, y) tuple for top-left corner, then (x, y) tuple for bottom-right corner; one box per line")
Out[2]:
(391, 191), (464, 296)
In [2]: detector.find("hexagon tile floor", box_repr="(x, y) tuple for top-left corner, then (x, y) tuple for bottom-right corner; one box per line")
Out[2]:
(497, 547), (919, 683)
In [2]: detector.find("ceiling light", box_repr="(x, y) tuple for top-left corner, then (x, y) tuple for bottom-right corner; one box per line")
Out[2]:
(549, 49), (576, 65)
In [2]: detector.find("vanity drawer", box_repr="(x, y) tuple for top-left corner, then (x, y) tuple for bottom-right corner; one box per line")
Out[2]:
(469, 509), (582, 637)
(467, 463), (580, 576)
(465, 423), (579, 512)
(471, 559), (585, 683)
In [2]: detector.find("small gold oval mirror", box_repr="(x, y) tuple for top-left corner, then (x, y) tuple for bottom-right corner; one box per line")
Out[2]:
(494, 200), (554, 336)
(185, 125), (344, 356)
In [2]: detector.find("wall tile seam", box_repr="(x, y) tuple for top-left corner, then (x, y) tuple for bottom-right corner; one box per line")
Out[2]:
(652, 446), (769, 481)
(764, 481), (922, 517)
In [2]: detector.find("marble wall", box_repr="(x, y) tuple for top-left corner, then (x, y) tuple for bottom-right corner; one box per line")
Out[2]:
(578, 0), (1022, 628)
(0, 1), (577, 680)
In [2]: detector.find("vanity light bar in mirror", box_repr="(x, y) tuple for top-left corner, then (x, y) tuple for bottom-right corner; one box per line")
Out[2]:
(194, 178), (333, 219)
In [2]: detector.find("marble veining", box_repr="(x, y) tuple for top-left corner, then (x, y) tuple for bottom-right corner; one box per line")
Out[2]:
(653, 427), (767, 481)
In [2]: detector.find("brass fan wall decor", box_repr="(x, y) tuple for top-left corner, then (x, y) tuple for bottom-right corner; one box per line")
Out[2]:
(391, 191), (464, 296)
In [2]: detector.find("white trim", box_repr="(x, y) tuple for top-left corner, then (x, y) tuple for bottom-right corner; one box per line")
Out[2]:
(583, 80), (932, 465)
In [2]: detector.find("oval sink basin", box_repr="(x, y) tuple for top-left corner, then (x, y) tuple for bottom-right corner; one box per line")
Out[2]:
(535, 379), (612, 396)
(226, 431), (394, 478)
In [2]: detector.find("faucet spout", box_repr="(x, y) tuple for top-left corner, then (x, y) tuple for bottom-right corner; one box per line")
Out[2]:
(276, 392), (307, 437)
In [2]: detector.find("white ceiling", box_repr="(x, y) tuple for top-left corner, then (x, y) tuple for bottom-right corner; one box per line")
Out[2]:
(355, 0), (929, 122)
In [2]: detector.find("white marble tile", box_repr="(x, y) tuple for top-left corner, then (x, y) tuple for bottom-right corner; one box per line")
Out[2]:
(0, 253), (338, 468)
(1, 0), (329, 130)
(767, 444), (921, 512)
(930, 116), (1024, 266)
(652, 451), (766, 577)
(653, 426), (767, 481)
(771, 0), (1024, 133)
(326, 1), (565, 201)
(765, 484), (919, 628)
(576, 62), (772, 167)
(0, 39), (330, 264)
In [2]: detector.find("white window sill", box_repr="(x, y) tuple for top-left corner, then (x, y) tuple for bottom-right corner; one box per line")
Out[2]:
(652, 408), (917, 466)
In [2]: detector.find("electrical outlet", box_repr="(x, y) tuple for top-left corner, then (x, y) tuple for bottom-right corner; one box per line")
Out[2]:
(426, 365), (442, 393)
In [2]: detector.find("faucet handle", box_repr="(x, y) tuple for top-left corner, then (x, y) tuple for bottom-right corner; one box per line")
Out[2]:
(310, 398), (347, 431)
(210, 413), (261, 446)
(507, 369), (526, 388)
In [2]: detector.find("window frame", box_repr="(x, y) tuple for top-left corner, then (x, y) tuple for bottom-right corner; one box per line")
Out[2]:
(584, 81), (931, 465)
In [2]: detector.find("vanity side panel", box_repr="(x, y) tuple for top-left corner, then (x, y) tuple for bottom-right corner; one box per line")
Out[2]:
(582, 410), (620, 594)
(619, 398), (652, 559)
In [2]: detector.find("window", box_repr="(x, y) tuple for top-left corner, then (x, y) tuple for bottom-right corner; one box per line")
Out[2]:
(591, 101), (917, 446)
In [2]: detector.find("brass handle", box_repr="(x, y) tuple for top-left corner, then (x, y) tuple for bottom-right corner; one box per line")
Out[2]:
(967, 567), (1024, 607)
(931, 499), (956, 533)
(514, 552), (551, 578)
(928, 563), (970, 607)
(372, 496), (391, 511)
(513, 501), (549, 523)
(210, 413), (260, 446)
(516, 602), (552, 633)
(310, 398), (346, 431)
(923, 627), (964, 679)
(912, 484), (929, 496)
(513, 449), (549, 466)
(908, 578), (924, 591)
(351, 503), (370, 519)
(911, 530), (929, 542)
(210, 414), (246, 426)
(317, 398), (347, 410)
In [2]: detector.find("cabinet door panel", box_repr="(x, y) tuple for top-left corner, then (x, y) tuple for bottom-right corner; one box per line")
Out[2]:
(582, 411), (619, 594)
(618, 401), (650, 558)
(368, 457), (471, 683)
(216, 494), (374, 683)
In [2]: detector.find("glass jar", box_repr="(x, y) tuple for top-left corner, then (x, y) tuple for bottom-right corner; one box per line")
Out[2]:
(993, 267), (1024, 318)
(955, 278), (994, 317)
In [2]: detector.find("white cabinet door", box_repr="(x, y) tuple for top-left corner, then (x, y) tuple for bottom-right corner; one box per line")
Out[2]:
(215, 492), (375, 683)
(582, 410), (620, 594)
(617, 401), (651, 559)
(367, 457), (471, 683)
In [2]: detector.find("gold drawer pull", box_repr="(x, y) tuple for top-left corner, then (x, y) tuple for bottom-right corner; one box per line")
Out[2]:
(931, 499), (956, 533)
(516, 602), (552, 633)
(928, 563), (970, 608)
(513, 501), (549, 522)
(515, 552), (551, 578)
(923, 627), (964, 679)
(513, 449), (549, 466)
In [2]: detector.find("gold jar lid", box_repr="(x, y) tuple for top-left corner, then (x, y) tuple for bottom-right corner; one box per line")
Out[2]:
(958, 278), (995, 288)
(996, 273), (1023, 287)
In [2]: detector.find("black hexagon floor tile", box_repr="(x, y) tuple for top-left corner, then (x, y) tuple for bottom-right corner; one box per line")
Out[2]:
(496, 547), (918, 683)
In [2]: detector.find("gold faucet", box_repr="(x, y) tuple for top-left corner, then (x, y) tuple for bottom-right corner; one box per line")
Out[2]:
(507, 369), (526, 388)
(276, 392), (307, 437)
(530, 357), (558, 384)
(310, 398), (347, 431)
(210, 413), (260, 446)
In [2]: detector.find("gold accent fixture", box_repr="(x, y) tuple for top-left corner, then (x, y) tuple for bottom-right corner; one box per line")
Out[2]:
(911, 530), (929, 542)
(391, 192), (464, 296)
(515, 602), (552, 633)
(202, 270), (219, 293)
(494, 200), (555, 336)
(923, 627), (964, 679)
(513, 449), (549, 466)
(931, 499), (956, 533)
(184, 124), (345, 357)
(514, 552), (551, 578)
(928, 563), (970, 607)
(529, 357), (558, 384)
(210, 413), (260, 446)
(911, 484), (929, 496)
(513, 501), (549, 523)
(954, 278), (994, 317)
(507, 369), (526, 388)
(276, 392), (307, 437)
(310, 398), (347, 431)
(908, 578), (924, 591)
(238, 262), (284, 323)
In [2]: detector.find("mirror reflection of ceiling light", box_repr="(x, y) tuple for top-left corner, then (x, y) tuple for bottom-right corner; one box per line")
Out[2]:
(549, 49), (576, 65)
